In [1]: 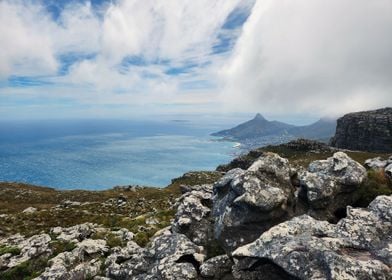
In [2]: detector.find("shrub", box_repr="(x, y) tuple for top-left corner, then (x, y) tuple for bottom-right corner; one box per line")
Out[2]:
(0, 246), (21, 256)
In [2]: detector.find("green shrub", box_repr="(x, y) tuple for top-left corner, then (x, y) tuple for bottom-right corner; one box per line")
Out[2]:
(355, 169), (392, 207)
(51, 241), (76, 256)
(0, 257), (48, 280)
(0, 246), (21, 256)
(134, 232), (149, 247)
(106, 233), (124, 248)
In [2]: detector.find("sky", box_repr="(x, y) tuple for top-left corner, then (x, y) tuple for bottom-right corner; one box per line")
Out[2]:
(1, 0), (392, 121)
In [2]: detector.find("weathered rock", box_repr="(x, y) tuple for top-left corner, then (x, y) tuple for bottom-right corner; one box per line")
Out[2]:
(22, 207), (37, 214)
(105, 232), (205, 280)
(300, 152), (367, 221)
(199, 254), (234, 279)
(213, 153), (297, 252)
(172, 184), (214, 247)
(52, 223), (96, 242)
(105, 241), (149, 279)
(232, 195), (392, 280)
(0, 234), (52, 269)
(330, 107), (392, 152)
(365, 157), (388, 170)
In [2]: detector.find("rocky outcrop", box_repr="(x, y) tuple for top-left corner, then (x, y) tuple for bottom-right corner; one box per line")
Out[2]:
(330, 107), (392, 152)
(212, 152), (368, 253)
(1, 150), (391, 279)
(365, 156), (391, 170)
(299, 152), (367, 221)
(171, 184), (214, 247)
(232, 195), (392, 279)
(212, 153), (297, 252)
(0, 234), (52, 270)
(105, 230), (205, 280)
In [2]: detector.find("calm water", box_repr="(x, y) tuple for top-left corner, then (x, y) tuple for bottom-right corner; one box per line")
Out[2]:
(0, 119), (236, 189)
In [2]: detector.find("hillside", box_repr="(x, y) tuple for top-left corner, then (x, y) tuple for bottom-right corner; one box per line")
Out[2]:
(212, 114), (336, 147)
(0, 140), (391, 279)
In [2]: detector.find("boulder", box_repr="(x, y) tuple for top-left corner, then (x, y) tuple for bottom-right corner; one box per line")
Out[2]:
(364, 157), (388, 170)
(232, 195), (392, 280)
(52, 223), (96, 242)
(172, 184), (214, 247)
(300, 152), (367, 221)
(0, 234), (52, 269)
(105, 232), (205, 280)
(199, 254), (234, 279)
(212, 153), (297, 252)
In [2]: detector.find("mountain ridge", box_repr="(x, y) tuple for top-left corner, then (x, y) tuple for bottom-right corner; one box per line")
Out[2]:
(212, 113), (336, 144)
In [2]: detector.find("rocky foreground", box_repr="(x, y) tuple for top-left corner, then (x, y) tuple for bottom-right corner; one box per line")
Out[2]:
(0, 140), (391, 279)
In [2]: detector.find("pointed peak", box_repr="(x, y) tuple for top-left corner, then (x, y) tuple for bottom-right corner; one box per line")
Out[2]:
(254, 113), (266, 121)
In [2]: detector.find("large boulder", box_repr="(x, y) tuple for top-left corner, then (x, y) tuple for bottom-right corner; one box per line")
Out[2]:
(212, 153), (297, 252)
(300, 152), (367, 221)
(330, 107), (392, 152)
(232, 195), (392, 280)
(171, 184), (214, 247)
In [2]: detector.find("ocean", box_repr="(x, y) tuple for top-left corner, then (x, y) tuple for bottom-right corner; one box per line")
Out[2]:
(0, 119), (237, 190)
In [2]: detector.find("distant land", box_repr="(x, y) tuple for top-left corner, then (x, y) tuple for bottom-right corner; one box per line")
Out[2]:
(212, 113), (336, 149)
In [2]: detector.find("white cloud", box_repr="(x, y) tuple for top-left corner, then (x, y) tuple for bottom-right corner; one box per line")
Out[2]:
(2, 0), (391, 118)
(220, 0), (392, 117)
(0, 1), (57, 77)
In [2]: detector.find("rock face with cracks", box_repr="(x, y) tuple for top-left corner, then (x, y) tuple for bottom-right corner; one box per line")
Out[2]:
(299, 151), (367, 221)
(212, 153), (297, 252)
(232, 195), (392, 280)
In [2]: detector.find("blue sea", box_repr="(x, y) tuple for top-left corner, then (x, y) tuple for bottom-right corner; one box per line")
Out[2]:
(0, 119), (238, 190)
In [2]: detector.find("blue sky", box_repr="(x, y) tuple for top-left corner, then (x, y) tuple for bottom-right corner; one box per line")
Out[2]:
(1, 0), (391, 120)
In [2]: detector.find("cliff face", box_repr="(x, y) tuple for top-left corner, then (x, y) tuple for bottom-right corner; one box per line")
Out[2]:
(330, 107), (392, 152)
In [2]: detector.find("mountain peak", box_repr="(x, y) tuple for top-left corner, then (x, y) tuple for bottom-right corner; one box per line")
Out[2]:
(254, 113), (266, 121)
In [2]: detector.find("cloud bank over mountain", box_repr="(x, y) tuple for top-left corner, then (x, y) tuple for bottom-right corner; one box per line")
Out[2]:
(0, 0), (391, 118)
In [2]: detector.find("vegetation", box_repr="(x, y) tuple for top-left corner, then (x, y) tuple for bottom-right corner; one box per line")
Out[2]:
(355, 169), (392, 207)
(0, 245), (21, 256)
(0, 257), (48, 280)
(0, 171), (220, 246)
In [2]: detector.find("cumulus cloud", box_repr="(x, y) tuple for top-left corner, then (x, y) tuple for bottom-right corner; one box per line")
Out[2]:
(221, 0), (392, 116)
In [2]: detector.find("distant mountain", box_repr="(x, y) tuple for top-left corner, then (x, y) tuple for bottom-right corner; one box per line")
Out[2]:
(289, 117), (337, 142)
(212, 114), (336, 144)
(211, 113), (295, 140)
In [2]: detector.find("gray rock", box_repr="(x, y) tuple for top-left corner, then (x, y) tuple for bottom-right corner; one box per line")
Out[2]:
(105, 241), (150, 279)
(232, 195), (392, 280)
(172, 184), (214, 247)
(300, 152), (367, 221)
(213, 153), (297, 252)
(53, 223), (96, 242)
(105, 232), (205, 280)
(22, 207), (37, 214)
(0, 234), (52, 269)
(200, 255), (233, 279)
(364, 157), (388, 170)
